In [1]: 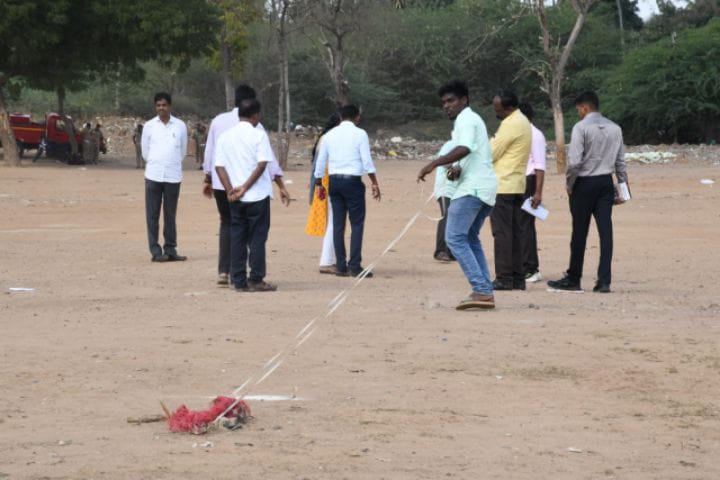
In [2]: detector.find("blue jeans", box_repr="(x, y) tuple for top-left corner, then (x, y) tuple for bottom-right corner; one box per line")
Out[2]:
(445, 195), (494, 295)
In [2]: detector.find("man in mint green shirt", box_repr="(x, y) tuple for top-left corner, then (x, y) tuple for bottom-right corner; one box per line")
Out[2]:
(418, 79), (497, 310)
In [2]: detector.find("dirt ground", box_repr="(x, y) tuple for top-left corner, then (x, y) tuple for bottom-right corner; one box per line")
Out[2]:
(1, 145), (719, 480)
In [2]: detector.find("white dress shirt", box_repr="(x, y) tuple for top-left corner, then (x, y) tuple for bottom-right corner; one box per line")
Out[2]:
(141, 115), (188, 183)
(203, 108), (283, 190)
(214, 121), (273, 203)
(313, 120), (376, 179)
(525, 124), (547, 176)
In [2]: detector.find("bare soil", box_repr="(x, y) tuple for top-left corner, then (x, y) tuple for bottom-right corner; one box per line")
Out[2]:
(1, 146), (719, 479)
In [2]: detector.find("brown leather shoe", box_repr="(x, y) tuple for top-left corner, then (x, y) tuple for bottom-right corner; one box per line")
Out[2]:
(247, 280), (277, 292)
(456, 292), (495, 310)
(319, 265), (337, 274)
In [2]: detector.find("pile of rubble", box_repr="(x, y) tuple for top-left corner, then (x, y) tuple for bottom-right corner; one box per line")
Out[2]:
(371, 136), (445, 161)
(93, 116), (141, 156)
(625, 144), (720, 164)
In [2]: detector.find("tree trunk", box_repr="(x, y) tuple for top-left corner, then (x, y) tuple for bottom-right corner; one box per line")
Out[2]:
(114, 69), (121, 112)
(535, 0), (594, 173)
(57, 85), (66, 115)
(220, 28), (234, 111)
(325, 35), (349, 107)
(0, 76), (21, 167)
(550, 85), (566, 173)
(332, 47), (348, 107)
(62, 115), (79, 160)
(275, 0), (291, 169)
(615, 0), (625, 48)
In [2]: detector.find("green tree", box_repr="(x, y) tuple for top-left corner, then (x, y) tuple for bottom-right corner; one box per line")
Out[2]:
(207, 0), (259, 110)
(0, 0), (68, 166)
(602, 18), (720, 143)
(1, 0), (219, 166)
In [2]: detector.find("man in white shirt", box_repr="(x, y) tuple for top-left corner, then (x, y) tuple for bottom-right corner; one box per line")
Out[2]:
(215, 99), (277, 292)
(314, 105), (381, 277)
(141, 92), (188, 262)
(203, 85), (290, 286)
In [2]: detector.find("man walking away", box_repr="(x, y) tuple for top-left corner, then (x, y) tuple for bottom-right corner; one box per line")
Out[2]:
(141, 92), (188, 263)
(417, 80), (497, 310)
(490, 90), (532, 291)
(517, 102), (546, 283)
(215, 99), (276, 292)
(313, 105), (381, 278)
(547, 91), (629, 293)
(203, 85), (290, 286)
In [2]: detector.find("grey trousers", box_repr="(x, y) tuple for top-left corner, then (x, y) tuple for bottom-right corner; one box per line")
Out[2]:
(145, 179), (180, 257)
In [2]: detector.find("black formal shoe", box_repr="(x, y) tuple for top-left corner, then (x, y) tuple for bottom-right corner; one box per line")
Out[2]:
(593, 283), (611, 293)
(434, 252), (453, 262)
(151, 254), (169, 263)
(166, 253), (187, 262)
(547, 276), (582, 291)
(351, 269), (373, 278)
(492, 279), (513, 291)
(335, 269), (350, 277)
(234, 283), (249, 292)
(513, 281), (526, 291)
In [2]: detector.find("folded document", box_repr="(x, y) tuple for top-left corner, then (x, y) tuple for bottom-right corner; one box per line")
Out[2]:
(521, 198), (549, 221)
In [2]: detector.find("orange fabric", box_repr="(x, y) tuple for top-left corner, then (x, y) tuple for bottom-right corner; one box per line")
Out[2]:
(305, 169), (330, 237)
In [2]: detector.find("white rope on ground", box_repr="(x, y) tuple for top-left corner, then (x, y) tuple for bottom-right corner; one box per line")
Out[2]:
(210, 190), (437, 426)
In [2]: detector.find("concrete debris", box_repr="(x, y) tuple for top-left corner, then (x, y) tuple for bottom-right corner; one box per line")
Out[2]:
(625, 151), (676, 164)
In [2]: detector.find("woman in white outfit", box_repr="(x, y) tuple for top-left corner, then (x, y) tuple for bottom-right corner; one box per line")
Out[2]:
(308, 113), (341, 273)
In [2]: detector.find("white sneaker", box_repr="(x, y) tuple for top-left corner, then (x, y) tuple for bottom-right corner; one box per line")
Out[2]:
(526, 271), (543, 283)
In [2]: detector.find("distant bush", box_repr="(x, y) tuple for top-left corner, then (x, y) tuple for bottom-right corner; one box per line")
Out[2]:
(602, 19), (720, 144)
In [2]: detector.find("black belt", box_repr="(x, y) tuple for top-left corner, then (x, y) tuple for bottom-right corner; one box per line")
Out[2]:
(329, 174), (361, 179)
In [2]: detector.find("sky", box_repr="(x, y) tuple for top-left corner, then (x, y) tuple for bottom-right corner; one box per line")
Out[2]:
(635, 0), (690, 20)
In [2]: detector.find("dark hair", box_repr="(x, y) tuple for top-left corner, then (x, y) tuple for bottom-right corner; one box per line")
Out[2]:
(312, 112), (342, 158)
(496, 90), (518, 109)
(574, 90), (599, 109)
(234, 84), (257, 107)
(154, 92), (172, 104)
(238, 98), (261, 117)
(438, 79), (469, 101)
(518, 102), (534, 121)
(340, 104), (360, 120)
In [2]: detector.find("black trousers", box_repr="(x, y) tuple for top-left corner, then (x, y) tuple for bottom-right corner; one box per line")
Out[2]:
(329, 175), (366, 272)
(229, 197), (271, 287)
(490, 193), (525, 285)
(568, 175), (614, 285)
(213, 189), (231, 274)
(145, 179), (180, 257)
(434, 197), (453, 258)
(520, 175), (539, 274)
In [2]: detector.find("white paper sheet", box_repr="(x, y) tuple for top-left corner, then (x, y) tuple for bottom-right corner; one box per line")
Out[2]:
(521, 198), (549, 221)
(617, 182), (632, 201)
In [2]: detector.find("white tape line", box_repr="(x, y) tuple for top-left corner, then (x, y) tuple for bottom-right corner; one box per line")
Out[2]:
(295, 318), (318, 339)
(211, 192), (436, 425)
(295, 326), (318, 348)
(256, 359), (283, 385)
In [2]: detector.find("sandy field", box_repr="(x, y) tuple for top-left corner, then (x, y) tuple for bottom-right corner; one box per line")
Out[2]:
(1, 146), (719, 480)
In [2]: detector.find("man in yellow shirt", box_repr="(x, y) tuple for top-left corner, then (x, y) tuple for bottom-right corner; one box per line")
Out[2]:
(490, 91), (532, 290)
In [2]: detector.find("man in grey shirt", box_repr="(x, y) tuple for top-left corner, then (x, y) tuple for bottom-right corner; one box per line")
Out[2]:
(547, 91), (628, 293)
